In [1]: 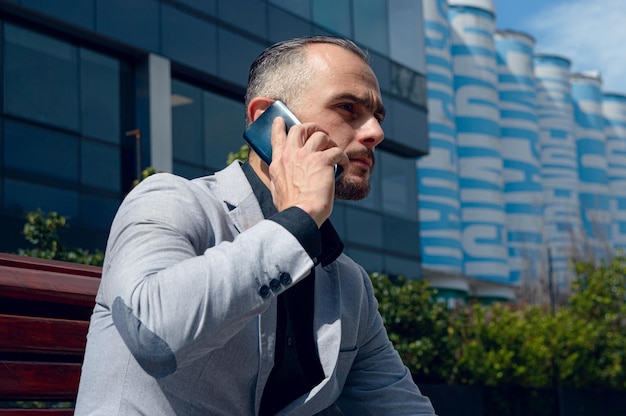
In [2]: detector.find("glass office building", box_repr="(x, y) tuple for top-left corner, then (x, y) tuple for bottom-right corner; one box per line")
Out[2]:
(0, 0), (429, 279)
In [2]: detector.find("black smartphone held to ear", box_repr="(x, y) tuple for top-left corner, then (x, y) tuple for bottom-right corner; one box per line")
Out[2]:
(243, 100), (343, 180)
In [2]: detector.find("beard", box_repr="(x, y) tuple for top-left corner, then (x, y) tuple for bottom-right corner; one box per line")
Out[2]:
(334, 149), (375, 201)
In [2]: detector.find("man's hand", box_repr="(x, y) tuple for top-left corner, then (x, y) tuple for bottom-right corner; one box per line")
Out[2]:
(269, 117), (348, 228)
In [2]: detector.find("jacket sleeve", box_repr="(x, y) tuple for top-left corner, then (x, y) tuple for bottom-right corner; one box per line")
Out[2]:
(335, 268), (437, 416)
(99, 173), (315, 378)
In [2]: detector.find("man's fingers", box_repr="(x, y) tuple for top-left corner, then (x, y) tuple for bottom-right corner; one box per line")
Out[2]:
(301, 131), (348, 171)
(268, 121), (341, 227)
(272, 119), (330, 156)
(283, 124), (348, 175)
(335, 149), (349, 167)
(270, 116), (287, 153)
(283, 123), (327, 149)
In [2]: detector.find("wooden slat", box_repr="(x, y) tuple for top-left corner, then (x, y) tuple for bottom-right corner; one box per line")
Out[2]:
(0, 253), (101, 278)
(0, 361), (80, 400)
(0, 254), (93, 413)
(0, 266), (100, 306)
(0, 314), (88, 354)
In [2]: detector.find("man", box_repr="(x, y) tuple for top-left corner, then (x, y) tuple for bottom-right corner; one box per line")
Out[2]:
(75, 36), (436, 415)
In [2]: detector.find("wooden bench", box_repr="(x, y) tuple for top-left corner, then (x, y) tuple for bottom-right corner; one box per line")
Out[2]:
(0, 253), (101, 415)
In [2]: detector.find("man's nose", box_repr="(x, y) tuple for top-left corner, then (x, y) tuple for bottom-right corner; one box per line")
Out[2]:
(358, 116), (385, 148)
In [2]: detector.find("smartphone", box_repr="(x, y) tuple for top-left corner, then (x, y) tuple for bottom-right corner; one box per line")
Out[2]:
(243, 100), (343, 180)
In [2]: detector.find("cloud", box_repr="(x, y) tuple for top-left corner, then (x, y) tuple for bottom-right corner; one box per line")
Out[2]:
(524, 0), (626, 94)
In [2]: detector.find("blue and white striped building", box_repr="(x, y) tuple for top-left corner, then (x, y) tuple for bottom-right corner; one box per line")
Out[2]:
(603, 93), (626, 252)
(534, 55), (581, 285)
(448, 0), (509, 284)
(571, 73), (612, 259)
(495, 30), (545, 283)
(419, 0), (463, 276)
(418, 0), (626, 302)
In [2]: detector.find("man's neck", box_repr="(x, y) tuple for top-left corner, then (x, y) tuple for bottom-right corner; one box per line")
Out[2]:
(248, 153), (271, 188)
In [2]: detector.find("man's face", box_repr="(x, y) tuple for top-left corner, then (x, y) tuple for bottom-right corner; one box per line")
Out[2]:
(289, 44), (385, 200)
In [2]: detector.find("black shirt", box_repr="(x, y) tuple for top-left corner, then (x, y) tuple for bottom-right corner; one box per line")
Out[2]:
(240, 162), (343, 415)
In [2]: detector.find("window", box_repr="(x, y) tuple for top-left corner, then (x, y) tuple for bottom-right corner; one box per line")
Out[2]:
(4, 23), (122, 145)
(80, 49), (121, 143)
(203, 91), (246, 169)
(171, 81), (204, 167)
(4, 120), (79, 183)
(267, 0), (311, 19)
(353, 0), (389, 55)
(312, 0), (350, 37)
(171, 79), (245, 177)
(5, 24), (79, 130)
(380, 152), (418, 219)
(346, 208), (384, 249)
(2, 23), (126, 232)
(388, 0), (426, 73)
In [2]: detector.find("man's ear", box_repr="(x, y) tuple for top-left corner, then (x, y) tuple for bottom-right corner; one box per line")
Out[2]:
(247, 97), (274, 124)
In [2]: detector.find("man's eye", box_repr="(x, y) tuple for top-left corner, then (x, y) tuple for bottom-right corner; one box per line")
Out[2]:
(339, 103), (354, 112)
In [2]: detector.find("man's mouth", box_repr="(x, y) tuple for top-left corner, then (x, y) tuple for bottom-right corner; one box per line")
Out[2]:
(350, 156), (372, 168)
(347, 150), (375, 169)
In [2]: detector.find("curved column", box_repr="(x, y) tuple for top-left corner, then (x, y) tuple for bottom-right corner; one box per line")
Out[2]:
(602, 93), (626, 252)
(571, 72), (612, 260)
(449, 0), (508, 282)
(534, 54), (580, 284)
(495, 30), (545, 283)
(418, 0), (463, 276)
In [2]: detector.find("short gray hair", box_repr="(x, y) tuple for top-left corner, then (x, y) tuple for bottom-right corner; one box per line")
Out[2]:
(244, 36), (369, 124)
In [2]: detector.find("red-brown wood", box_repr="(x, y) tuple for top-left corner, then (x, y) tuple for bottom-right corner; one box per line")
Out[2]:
(0, 253), (101, 278)
(0, 361), (81, 399)
(0, 256), (101, 306)
(0, 314), (88, 354)
(0, 253), (102, 410)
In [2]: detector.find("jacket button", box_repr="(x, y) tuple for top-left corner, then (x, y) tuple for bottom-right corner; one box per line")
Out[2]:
(269, 278), (282, 292)
(258, 284), (271, 298)
(279, 272), (292, 286)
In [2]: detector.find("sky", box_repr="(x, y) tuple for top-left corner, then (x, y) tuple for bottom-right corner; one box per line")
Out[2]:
(493, 0), (626, 94)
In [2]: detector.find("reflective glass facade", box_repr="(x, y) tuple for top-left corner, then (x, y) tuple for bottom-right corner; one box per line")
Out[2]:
(1, 21), (131, 250)
(0, 0), (428, 279)
(171, 80), (245, 178)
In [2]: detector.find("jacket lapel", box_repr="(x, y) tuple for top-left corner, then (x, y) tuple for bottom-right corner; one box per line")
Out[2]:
(213, 162), (265, 232)
(314, 262), (342, 380)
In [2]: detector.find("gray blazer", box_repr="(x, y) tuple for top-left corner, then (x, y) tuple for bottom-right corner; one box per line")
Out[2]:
(75, 162), (436, 415)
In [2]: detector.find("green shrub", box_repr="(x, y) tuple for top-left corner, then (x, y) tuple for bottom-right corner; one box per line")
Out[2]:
(17, 209), (104, 266)
(453, 303), (556, 388)
(227, 144), (250, 165)
(370, 273), (460, 383)
(554, 252), (626, 390)
(370, 252), (626, 390)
